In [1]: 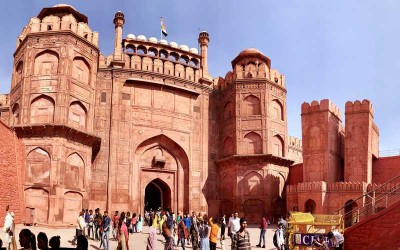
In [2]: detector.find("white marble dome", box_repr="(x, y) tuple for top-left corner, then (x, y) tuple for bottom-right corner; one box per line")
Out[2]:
(159, 39), (168, 45)
(126, 34), (136, 39)
(179, 45), (189, 51)
(137, 35), (147, 41)
(169, 42), (178, 48)
(189, 48), (198, 54)
(148, 37), (158, 43)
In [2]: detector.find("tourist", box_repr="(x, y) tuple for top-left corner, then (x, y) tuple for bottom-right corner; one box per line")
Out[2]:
(83, 209), (90, 237)
(162, 221), (176, 250)
(209, 217), (219, 250)
(37, 232), (49, 250)
(131, 213), (138, 233)
(219, 217), (226, 250)
(166, 211), (174, 234)
(227, 213), (234, 239)
(137, 214), (143, 233)
(256, 215), (268, 248)
(19, 229), (36, 250)
(102, 211), (111, 250)
(3, 205), (12, 249)
(274, 223), (285, 250)
(126, 212), (132, 234)
(228, 212), (240, 239)
(87, 210), (94, 239)
(199, 215), (210, 250)
(146, 213), (158, 250)
(117, 212), (129, 250)
(76, 212), (85, 238)
(190, 216), (199, 250)
(327, 231), (344, 250)
(94, 208), (102, 241)
(49, 236), (60, 249)
(178, 218), (188, 249)
(159, 213), (167, 235)
(76, 235), (88, 250)
(231, 218), (251, 250)
(112, 211), (119, 240)
(6, 211), (17, 250)
(183, 212), (191, 245)
(312, 234), (329, 250)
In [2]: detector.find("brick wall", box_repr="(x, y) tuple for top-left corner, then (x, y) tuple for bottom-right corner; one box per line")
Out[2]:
(373, 156), (400, 184)
(344, 200), (400, 249)
(0, 121), (25, 226)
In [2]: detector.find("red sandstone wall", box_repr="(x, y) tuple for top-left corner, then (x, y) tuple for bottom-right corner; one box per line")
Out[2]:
(287, 163), (303, 185)
(344, 200), (400, 249)
(0, 121), (25, 226)
(372, 156), (400, 184)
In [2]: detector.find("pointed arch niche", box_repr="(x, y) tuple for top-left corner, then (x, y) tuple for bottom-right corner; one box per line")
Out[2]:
(34, 50), (59, 75)
(72, 57), (91, 84)
(26, 147), (51, 184)
(30, 95), (55, 124)
(272, 135), (284, 157)
(243, 95), (261, 115)
(242, 171), (263, 196)
(65, 153), (85, 189)
(68, 101), (87, 130)
(243, 132), (262, 154)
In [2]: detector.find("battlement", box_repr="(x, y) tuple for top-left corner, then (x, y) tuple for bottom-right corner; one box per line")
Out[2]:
(17, 7), (98, 48)
(301, 99), (341, 119)
(327, 182), (367, 192)
(288, 136), (302, 150)
(0, 94), (10, 107)
(345, 99), (374, 115)
(368, 183), (400, 192)
(296, 181), (327, 192)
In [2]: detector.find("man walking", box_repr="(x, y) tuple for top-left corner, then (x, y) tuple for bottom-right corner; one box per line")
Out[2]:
(231, 218), (251, 250)
(228, 212), (240, 239)
(102, 211), (111, 250)
(256, 215), (268, 248)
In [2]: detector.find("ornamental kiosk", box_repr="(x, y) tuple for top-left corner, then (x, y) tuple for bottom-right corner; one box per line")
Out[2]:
(287, 212), (344, 249)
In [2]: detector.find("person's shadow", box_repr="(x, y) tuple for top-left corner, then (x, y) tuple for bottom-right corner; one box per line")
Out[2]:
(90, 244), (101, 250)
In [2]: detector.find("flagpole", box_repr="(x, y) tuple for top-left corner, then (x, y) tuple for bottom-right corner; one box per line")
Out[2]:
(160, 17), (162, 41)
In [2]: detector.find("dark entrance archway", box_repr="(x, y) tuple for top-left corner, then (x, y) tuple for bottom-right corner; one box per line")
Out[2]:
(145, 178), (171, 211)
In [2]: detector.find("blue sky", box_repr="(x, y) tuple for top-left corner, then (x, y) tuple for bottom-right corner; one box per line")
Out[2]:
(0, 1), (399, 151)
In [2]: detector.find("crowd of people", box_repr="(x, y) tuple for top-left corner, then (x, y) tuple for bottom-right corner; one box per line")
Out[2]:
(1, 205), (345, 250)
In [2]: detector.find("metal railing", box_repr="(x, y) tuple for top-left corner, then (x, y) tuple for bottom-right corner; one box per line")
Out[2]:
(331, 173), (400, 228)
(379, 149), (400, 157)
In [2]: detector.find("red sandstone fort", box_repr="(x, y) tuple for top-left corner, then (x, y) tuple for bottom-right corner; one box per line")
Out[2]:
(0, 5), (399, 247)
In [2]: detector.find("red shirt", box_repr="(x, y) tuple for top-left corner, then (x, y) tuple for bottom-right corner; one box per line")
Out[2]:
(260, 218), (267, 229)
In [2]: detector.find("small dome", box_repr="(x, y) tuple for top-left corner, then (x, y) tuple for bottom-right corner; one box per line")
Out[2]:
(179, 45), (189, 51)
(189, 48), (198, 54)
(148, 37), (158, 43)
(53, 4), (77, 11)
(159, 39), (168, 45)
(137, 35), (147, 41)
(169, 42), (178, 48)
(126, 34), (136, 39)
(238, 48), (264, 56)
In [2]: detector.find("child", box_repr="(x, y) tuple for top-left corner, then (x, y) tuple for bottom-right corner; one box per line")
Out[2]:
(312, 235), (329, 250)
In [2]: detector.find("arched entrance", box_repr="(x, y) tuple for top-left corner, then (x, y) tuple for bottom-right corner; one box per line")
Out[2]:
(145, 178), (171, 211)
(344, 200), (358, 227)
(305, 199), (317, 214)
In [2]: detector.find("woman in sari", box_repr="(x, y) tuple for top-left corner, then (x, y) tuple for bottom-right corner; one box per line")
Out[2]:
(117, 212), (129, 250)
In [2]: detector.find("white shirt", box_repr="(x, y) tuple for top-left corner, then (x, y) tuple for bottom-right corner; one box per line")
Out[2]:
(332, 231), (344, 245)
(228, 217), (240, 234)
(3, 213), (12, 232)
(276, 228), (285, 246)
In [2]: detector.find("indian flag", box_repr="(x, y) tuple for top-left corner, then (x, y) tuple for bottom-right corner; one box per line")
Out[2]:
(161, 17), (168, 37)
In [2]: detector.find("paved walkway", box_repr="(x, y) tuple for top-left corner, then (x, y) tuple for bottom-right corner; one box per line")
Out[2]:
(1, 224), (278, 249)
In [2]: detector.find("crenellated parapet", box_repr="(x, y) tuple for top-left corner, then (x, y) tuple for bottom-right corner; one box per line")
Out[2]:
(16, 4), (99, 48)
(345, 99), (374, 116)
(0, 94), (10, 107)
(327, 182), (367, 192)
(296, 181), (327, 192)
(288, 136), (302, 150)
(301, 99), (341, 120)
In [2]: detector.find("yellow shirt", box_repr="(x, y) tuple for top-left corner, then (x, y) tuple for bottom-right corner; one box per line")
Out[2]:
(209, 217), (220, 243)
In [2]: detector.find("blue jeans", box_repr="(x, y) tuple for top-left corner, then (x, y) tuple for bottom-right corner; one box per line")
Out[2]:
(103, 231), (110, 250)
(180, 237), (185, 250)
(258, 228), (266, 246)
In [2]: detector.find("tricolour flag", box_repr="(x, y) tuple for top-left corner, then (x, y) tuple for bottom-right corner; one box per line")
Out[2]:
(161, 17), (168, 37)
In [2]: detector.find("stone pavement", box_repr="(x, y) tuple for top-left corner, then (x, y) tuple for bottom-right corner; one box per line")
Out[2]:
(0, 224), (278, 249)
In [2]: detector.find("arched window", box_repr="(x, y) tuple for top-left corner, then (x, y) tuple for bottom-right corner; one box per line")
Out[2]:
(30, 95), (55, 124)
(344, 200), (359, 227)
(137, 45), (147, 55)
(26, 148), (51, 184)
(12, 103), (20, 125)
(305, 199), (317, 214)
(272, 135), (284, 157)
(243, 132), (262, 154)
(245, 62), (256, 78)
(72, 57), (90, 84)
(34, 50), (59, 75)
(243, 95), (261, 115)
(159, 49), (168, 59)
(223, 136), (234, 157)
(68, 101), (87, 130)
(223, 101), (234, 121)
(271, 99), (284, 120)
(148, 47), (158, 57)
(125, 44), (135, 54)
(243, 172), (263, 196)
(65, 153), (85, 189)
(14, 61), (24, 86)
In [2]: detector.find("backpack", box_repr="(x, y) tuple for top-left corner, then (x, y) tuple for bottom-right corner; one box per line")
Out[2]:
(273, 230), (278, 248)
